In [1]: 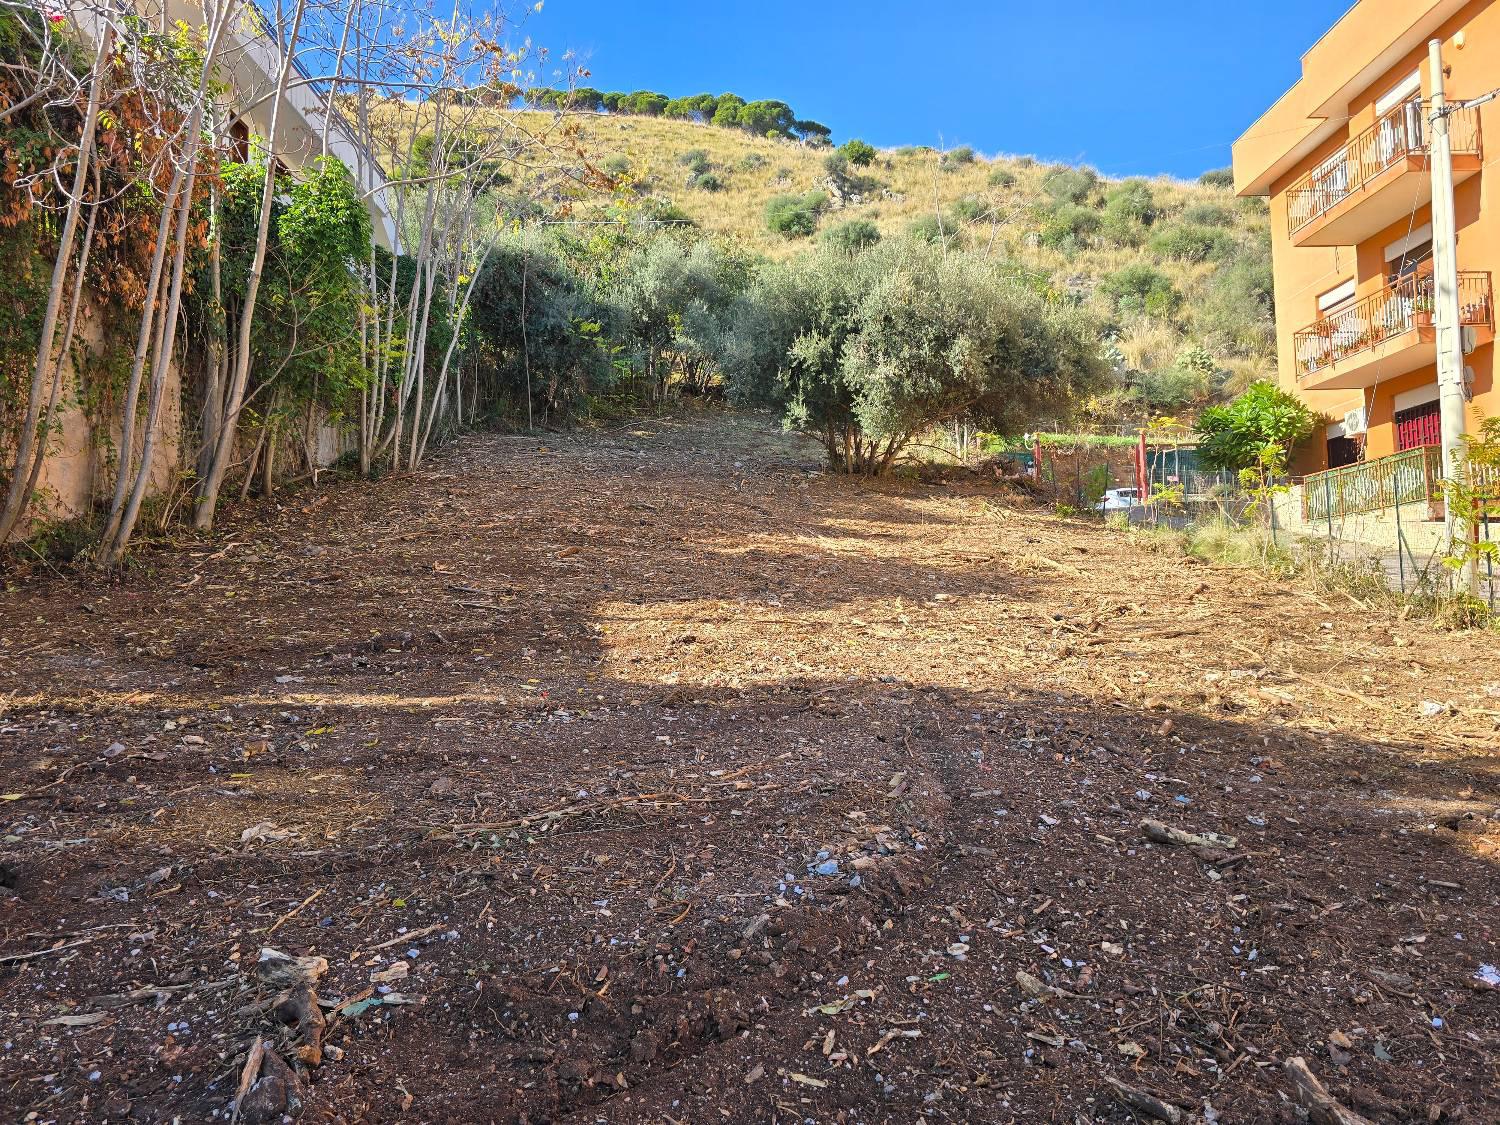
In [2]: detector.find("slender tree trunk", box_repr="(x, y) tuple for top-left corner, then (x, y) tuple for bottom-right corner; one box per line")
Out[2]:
(194, 0), (307, 530)
(0, 24), (113, 543)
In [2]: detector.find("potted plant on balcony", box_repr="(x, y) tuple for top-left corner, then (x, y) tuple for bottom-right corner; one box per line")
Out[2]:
(1413, 295), (1435, 328)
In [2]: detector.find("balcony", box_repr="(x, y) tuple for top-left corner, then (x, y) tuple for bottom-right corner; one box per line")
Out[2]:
(1285, 98), (1482, 247)
(1293, 270), (1494, 391)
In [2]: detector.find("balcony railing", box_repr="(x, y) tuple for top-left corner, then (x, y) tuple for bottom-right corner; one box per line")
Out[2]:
(1294, 270), (1493, 378)
(1286, 98), (1482, 235)
(1303, 445), (1442, 521)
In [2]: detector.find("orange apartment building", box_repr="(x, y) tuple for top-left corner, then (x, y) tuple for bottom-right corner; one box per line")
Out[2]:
(1232, 0), (1498, 482)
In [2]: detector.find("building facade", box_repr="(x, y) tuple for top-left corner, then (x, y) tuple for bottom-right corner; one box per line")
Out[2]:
(1232, 0), (1498, 477)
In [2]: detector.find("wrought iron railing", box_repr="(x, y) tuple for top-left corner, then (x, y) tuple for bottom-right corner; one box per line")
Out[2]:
(1286, 98), (1482, 234)
(1303, 445), (1443, 521)
(1294, 271), (1493, 377)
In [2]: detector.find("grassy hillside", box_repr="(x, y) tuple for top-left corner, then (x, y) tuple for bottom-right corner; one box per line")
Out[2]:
(525, 110), (1277, 412)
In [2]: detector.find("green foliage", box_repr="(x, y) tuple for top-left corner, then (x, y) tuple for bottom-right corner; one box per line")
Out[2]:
(1440, 416), (1500, 586)
(1100, 179), (1155, 244)
(469, 233), (627, 420)
(718, 240), (1107, 474)
(738, 100), (798, 138)
(678, 148), (711, 175)
(1042, 166), (1097, 205)
(602, 154), (632, 180)
(1149, 222), (1235, 262)
(691, 171), (724, 192)
(987, 167), (1017, 189)
(907, 213), (960, 247)
(1196, 239), (1274, 356)
(765, 192), (828, 238)
(710, 93), (747, 127)
(214, 158), (374, 414)
(951, 197), (996, 224)
(1099, 263), (1181, 319)
(738, 152), (769, 173)
(941, 145), (976, 169)
(820, 219), (882, 254)
(796, 119), (833, 143)
(1195, 380), (1316, 471)
(1198, 167), (1235, 188)
(837, 139), (877, 167)
(1181, 201), (1233, 226)
(1040, 203), (1101, 249)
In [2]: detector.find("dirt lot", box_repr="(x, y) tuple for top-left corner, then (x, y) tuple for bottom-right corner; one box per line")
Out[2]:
(2, 411), (1499, 1124)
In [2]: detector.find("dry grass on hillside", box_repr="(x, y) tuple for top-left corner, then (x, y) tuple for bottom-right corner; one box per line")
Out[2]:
(509, 110), (1276, 388)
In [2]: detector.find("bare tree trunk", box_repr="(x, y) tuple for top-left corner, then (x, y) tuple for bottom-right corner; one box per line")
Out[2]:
(0, 24), (114, 543)
(194, 0), (308, 530)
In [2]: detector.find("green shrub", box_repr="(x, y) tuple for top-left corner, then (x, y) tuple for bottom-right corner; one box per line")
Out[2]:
(602, 154), (631, 179)
(738, 152), (768, 172)
(692, 171), (724, 192)
(988, 167), (1017, 189)
(941, 145), (977, 169)
(1197, 241), (1274, 355)
(1100, 263), (1181, 318)
(908, 213), (960, 246)
(1198, 167), (1235, 188)
(1196, 380), (1316, 470)
(1040, 202), (1101, 248)
(821, 218), (882, 253)
(951, 197), (996, 224)
(838, 139), (878, 167)
(1100, 179), (1156, 245)
(1149, 222), (1235, 262)
(679, 148), (711, 175)
(1042, 166), (1098, 205)
(765, 191), (827, 238)
(1181, 201), (1233, 226)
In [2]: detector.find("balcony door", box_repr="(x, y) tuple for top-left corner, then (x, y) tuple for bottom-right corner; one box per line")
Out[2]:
(1376, 72), (1423, 167)
(1395, 400), (1441, 451)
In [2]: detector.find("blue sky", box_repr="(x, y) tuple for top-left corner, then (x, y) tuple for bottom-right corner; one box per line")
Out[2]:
(521, 0), (1353, 179)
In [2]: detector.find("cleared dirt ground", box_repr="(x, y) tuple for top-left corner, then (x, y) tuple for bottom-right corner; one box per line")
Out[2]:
(2, 411), (1498, 1124)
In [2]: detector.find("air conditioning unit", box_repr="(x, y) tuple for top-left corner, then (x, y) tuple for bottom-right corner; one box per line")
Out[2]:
(1343, 407), (1368, 435)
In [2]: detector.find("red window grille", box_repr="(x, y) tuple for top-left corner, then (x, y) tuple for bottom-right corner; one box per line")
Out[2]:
(1394, 400), (1441, 451)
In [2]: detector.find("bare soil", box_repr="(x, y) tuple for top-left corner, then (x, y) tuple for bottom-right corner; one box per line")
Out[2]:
(2, 411), (1498, 1124)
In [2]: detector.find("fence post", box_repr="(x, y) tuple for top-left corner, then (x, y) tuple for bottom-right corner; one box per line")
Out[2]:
(1324, 475), (1334, 540)
(1394, 488), (1406, 595)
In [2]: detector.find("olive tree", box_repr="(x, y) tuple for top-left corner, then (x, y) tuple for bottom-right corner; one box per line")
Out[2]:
(722, 241), (1106, 474)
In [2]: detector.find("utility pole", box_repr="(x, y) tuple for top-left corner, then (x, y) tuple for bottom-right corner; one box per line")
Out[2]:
(1427, 37), (1475, 592)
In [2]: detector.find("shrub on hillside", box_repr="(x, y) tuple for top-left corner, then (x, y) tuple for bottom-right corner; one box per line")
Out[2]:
(602, 154), (632, 180)
(1100, 178), (1155, 245)
(951, 197), (996, 224)
(765, 191), (828, 238)
(1040, 202), (1101, 249)
(821, 219), (882, 254)
(738, 152), (769, 172)
(1181, 201), (1234, 226)
(1149, 222), (1235, 262)
(908, 213), (960, 247)
(941, 145), (977, 169)
(1197, 241), (1274, 356)
(678, 149), (711, 175)
(1100, 263), (1181, 318)
(1199, 167), (1235, 188)
(838, 139), (878, 167)
(692, 171), (724, 192)
(1042, 166), (1098, 205)
(988, 167), (1017, 189)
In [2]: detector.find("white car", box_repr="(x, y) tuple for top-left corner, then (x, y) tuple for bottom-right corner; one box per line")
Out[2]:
(1095, 487), (1142, 512)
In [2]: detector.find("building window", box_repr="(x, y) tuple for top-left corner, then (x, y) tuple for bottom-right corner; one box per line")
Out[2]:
(1327, 435), (1364, 468)
(1394, 400), (1441, 451)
